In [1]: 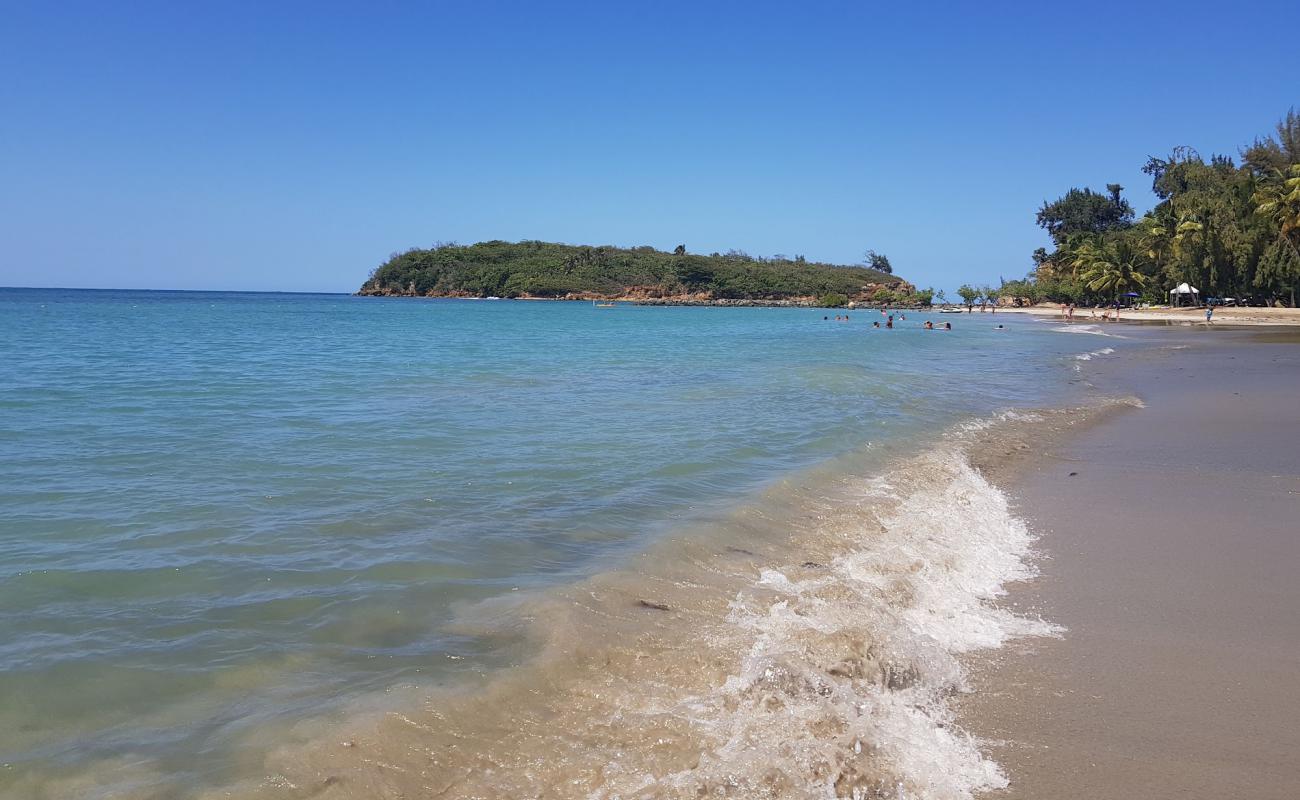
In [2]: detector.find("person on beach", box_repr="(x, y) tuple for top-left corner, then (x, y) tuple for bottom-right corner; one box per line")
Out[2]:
(1206, 305), (1214, 323)
(886, 314), (894, 329)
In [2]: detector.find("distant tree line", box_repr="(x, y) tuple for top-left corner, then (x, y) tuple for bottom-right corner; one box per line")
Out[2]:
(359, 240), (918, 303)
(997, 108), (1300, 306)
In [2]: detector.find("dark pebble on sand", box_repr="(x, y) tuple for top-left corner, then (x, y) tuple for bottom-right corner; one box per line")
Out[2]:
(638, 599), (671, 611)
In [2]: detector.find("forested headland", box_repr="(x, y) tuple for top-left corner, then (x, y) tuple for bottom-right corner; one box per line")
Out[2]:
(999, 108), (1300, 306)
(358, 240), (917, 306)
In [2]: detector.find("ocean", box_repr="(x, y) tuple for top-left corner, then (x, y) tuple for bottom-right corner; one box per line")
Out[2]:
(0, 289), (1128, 798)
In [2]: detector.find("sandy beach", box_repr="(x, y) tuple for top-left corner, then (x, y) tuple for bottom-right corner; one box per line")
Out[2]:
(961, 327), (1300, 798)
(990, 304), (1300, 326)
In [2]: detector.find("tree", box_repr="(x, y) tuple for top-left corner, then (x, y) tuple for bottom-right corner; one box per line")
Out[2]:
(1242, 107), (1300, 174)
(915, 287), (935, 306)
(1141, 218), (1174, 282)
(1079, 239), (1149, 302)
(1254, 164), (1300, 305)
(999, 279), (1041, 305)
(864, 250), (893, 274)
(956, 284), (980, 310)
(1254, 165), (1300, 254)
(1036, 187), (1135, 244)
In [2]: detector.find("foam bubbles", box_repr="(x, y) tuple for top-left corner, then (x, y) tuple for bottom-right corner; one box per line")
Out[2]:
(663, 450), (1058, 799)
(209, 416), (1085, 800)
(1074, 346), (1116, 361)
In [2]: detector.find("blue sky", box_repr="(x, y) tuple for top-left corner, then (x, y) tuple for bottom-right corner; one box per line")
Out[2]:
(1, 1), (1296, 293)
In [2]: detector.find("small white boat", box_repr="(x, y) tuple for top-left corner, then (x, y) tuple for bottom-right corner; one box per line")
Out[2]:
(939, 308), (964, 314)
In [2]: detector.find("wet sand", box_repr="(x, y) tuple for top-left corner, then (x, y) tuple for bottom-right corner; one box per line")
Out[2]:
(963, 329), (1300, 798)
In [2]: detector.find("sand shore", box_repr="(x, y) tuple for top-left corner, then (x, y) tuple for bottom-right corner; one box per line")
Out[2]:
(989, 303), (1300, 326)
(961, 327), (1300, 798)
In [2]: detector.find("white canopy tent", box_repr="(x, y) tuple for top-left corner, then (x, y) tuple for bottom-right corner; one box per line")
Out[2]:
(1169, 282), (1200, 307)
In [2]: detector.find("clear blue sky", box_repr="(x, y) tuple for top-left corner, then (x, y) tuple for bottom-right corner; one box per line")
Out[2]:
(1, 1), (1296, 293)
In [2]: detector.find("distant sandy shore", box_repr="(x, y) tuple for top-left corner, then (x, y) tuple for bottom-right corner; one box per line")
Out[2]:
(960, 328), (1300, 799)
(989, 303), (1300, 326)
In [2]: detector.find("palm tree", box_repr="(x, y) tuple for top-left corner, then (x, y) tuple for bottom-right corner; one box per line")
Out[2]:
(1079, 240), (1149, 303)
(1141, 219), (1174, 282)
(1253, 164), (1300, 305)
(1063, 237), (1102, 280)
(1254, 165), (1300, 253)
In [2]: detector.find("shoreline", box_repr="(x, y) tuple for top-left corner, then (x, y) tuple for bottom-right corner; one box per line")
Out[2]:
(991, 303), (1300, 326)
(354, 292), (928, 309)
(195, 327), (1300, 799)
(960, 327), (1300, 798)
(196, 402), (1127, 800)
(363, 292), (1300, 324)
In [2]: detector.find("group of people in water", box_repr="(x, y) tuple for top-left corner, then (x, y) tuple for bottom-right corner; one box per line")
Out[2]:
(823, 311), (953, 330)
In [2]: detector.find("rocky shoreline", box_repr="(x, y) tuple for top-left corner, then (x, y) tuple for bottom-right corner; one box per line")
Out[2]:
(354, 291), (921, 310)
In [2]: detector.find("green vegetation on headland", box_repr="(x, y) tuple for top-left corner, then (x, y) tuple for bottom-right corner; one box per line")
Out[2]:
(997, 108), (1300, 307)
(359, 241), (920, 306)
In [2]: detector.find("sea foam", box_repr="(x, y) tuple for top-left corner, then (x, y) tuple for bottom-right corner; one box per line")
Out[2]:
(665, 450), (1057, 799)
(205, 419), (1069, 800)
(1074, 346), (1116, 361)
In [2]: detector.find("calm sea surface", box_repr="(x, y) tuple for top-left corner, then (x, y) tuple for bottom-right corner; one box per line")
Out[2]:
(0, 289), (1113, 795)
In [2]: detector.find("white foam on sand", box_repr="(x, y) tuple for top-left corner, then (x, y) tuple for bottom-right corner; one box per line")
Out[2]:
(203, 415), (1094, 800)
(659, 448), (1059, 799)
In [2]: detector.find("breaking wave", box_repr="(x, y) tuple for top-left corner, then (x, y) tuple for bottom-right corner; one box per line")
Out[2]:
(200, 408), (1120, 800)
(1074, 346), (1115, 361)
(1050, 323), (1120, 337)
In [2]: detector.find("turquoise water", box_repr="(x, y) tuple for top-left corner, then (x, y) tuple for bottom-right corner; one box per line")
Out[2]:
(0, 289), (1107, 795)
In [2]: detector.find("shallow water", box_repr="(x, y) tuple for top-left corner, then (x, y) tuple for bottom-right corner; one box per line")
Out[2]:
(0, 290), (1121, 797)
